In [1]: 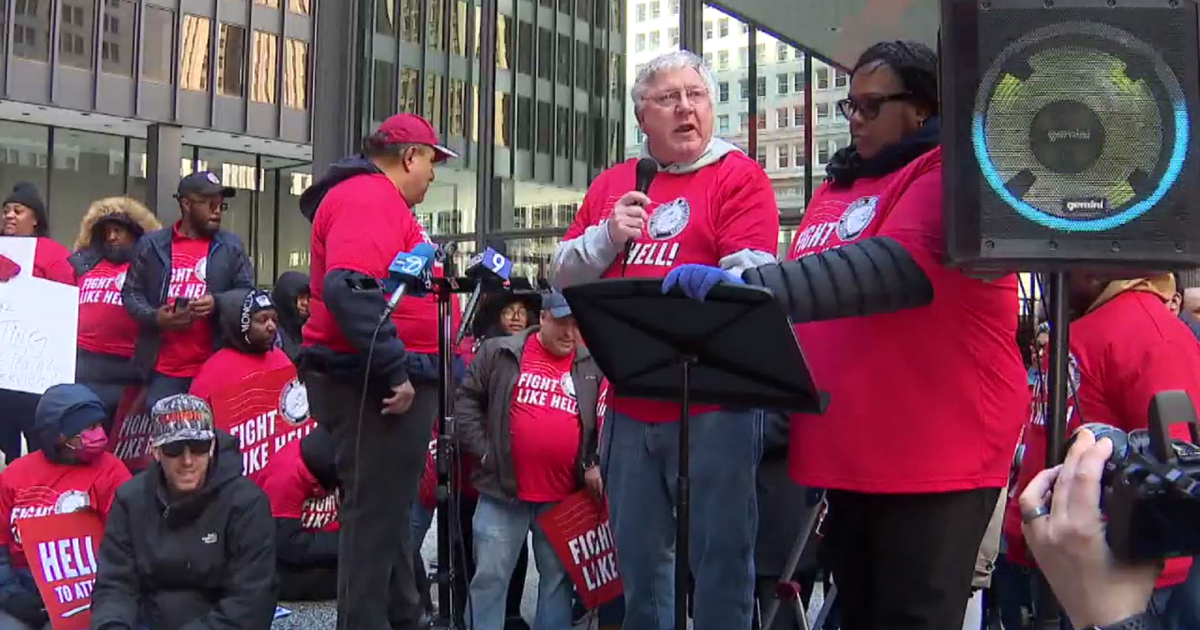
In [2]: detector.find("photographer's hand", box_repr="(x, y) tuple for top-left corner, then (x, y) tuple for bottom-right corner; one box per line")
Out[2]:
(1020, 428), (1161, 628)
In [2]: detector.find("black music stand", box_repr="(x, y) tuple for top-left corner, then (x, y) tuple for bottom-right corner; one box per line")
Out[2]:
(563, 278), (827, 630)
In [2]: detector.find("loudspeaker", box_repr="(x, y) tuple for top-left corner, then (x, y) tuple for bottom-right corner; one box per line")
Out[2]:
(941, 0), (1200, 272)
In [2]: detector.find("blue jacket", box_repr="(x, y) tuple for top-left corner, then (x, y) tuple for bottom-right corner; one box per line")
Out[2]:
(121, 227), (254, 377)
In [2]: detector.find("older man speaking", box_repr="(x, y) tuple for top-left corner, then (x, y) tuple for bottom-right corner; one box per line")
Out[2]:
(549, 50), (779, 630)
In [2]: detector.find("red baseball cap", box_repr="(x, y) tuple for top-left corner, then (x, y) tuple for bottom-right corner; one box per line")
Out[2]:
(376, 113), (458, 162)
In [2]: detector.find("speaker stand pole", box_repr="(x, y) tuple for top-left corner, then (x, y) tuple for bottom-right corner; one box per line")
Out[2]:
(1034, 271), (1070, 630)
(433, 280), (462, 630)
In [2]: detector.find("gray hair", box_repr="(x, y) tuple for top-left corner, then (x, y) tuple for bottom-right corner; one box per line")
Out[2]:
(630, 50), (717, 116)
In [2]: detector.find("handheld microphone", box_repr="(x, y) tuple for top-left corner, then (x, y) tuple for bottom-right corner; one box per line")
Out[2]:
(383, 243), (437, 318)
(456, 247), (514, 345)
(623, 158), (659, 275)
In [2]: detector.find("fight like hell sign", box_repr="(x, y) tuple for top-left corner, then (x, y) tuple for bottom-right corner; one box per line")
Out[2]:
(210, 366), (314, 482)
(18, 511), (106, 630)
(537, 491), (622, 609)
(107, 386), (153, 472)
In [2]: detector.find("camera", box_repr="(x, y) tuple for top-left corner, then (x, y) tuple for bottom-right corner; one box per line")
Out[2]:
(1078, 390), (1200, 562)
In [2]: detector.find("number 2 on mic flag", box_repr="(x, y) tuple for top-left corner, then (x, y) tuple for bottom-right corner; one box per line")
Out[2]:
(536, 491), (622, 609)
(19, 511), (106, 630)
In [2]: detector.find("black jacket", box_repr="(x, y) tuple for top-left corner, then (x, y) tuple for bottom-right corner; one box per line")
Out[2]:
(122, 227), (254, 378)
(455, 328), (603, 500)
(271, 271), (310, 363)
(90, 432), (277, 630)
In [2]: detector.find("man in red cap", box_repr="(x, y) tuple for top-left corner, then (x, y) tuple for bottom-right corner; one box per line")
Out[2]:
(297, 112), (456, 630)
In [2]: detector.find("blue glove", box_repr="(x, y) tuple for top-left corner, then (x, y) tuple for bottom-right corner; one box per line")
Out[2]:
(661, 264), (744, 301)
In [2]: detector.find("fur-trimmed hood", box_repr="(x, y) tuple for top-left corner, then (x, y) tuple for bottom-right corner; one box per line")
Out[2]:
(73, 197), (161, 251)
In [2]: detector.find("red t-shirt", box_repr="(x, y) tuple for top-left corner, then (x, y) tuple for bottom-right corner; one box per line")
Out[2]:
(509, 335), (582, 502)
(155, 226), (214, 378)
(786, 147), (1028, 493)
(1003, 290), (1200, 589)
(258, 439), (340, 532)
(0, 452), (131, 568)
(77, 260), (139, 359)
(562, 153), (780, 423)
(33, 237), (74, 285)
(188, 347), (296, 403)
(303, 173), (459, 356)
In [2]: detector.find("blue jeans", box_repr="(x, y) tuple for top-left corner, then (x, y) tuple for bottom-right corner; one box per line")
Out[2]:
(468, 494), (571, 630)
(145, 373), (192, 410)
(601, 409), (762, 630)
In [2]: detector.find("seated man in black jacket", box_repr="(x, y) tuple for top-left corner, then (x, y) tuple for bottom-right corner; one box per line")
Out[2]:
(257, 426), (340, 601)
(90, 394), (277, 630)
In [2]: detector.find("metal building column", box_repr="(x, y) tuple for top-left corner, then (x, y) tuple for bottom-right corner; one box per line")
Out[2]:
(312, 0), (368, 174)
(147, 123), (183, 216)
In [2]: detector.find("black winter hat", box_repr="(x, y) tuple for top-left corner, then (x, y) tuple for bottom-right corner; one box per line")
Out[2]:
(3, 182), (48, 236)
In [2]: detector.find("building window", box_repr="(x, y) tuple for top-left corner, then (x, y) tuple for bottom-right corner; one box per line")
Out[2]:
(426, 0), (443, 50)
(284, 38), (308, 109)
(816, 102), (829, 119)
(424, 74), (444, 129)
(816, 67), (829, 89)
(497, 14), (512, 70)
(777, 43), (788, 63)
(400, 0), (421, 43)
(704, 20), (712, 39)
(288, 0), (311, 14)
(250, 30), (278, 103)
(536, 101), (551, 153)
(376, 0), (396, 35)
(756, 43), (765, 64)
(399, 67), (419, 113)
(557, 33), (571, 84)
(756, 76), (766, 97)
(575, 111), (588, 161)
(254, 0), (280, 6)
(12, 0), (50, 61)
(777, 74), (788, 95)
(537, 27), (552, 80)
(778, 145), (789, 168)
(718, 17), (728, 37)
(217, 23), (246, 97)
(669, 0), (679, 14)
(372, 60), (396, 123)
(556, 105), (571, 158)
(835, 70), (849, 87)
(756, 146), (766, 168)
(742, 21), (749, 33)
(717, 50), (728, 70)
(718, 114), (729, 134)
(142, 6), (174, 83)
(635, 33), (645, 52)
(739, 79), (748, 100)
(575, 41), (589, 91)
(634, 128), (644, 144)
(794, 72), (804, 92)
(518, 21), (533, 74)
(517, 96), (533, 150)
(51, 129), (126, 246)
(793, 105), (804, 126)
(757, 112), (766, 130)
(795, 144), (804, 166)
(777, 108), (788, 128)
(650, 0), (660, 18)
(649, 31), (660, 50)
(636, 3), (645, 22)
(818, 142), (830, 163)
(739, 113), (748, 130)
(668, 27), (678, 47)
(180, 14), (212, 92)
(58, 0), (93, 69)
(449, 79), (465, 137)
(703, 52), (712, 66)
(100, 0), (135, 76)
(717, 81), (728, 102)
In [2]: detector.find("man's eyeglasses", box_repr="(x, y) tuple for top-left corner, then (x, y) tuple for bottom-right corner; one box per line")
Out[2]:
(183, 196), (229, 211)
(646, 88), (711, 108)
(160, 439), (213, 458)
(836, 92), (911, 121)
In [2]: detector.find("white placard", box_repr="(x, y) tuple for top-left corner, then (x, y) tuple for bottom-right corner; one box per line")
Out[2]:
(0, 237), (36, 279)
(0, 276), (78, 394)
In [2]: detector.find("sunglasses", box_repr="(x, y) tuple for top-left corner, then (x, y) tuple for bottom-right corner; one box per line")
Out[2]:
(160, 439), (213, 458)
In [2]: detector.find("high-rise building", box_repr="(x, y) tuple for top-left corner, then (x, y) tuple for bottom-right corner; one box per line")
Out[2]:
(0, 0), (316, 285)
(622, 2), (851, 256)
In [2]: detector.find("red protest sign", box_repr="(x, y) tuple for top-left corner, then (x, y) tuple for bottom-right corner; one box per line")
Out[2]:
(210, 366), (315, 482)
(17, 511), (106, 630)
(536, 491), (622, 609)
(107, 386), (153, 472)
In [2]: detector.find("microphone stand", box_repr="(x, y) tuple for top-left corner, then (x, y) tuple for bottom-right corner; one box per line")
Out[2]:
(431, 266), (477, 630)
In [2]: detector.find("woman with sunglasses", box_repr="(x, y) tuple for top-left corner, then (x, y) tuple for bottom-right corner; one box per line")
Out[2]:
(91, 394), (276, 630)
(663, 40), (1027, 630)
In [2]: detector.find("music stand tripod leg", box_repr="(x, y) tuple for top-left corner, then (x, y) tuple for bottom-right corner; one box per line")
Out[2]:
(760, 489), (825, 630)
(675, 357), (694, 630)
(811, 583), (837, 630)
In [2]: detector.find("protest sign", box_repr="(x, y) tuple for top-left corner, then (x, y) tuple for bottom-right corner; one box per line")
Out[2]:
(536, 491), (622, 609)
(18, 511), (106, 630)
(210, 366), (315, 482)
(107, 386), (153, 472)
(0, 276), (78, 394)
(0, 237), (36, 279)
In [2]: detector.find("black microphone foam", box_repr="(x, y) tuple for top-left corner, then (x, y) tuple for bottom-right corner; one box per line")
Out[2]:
(635, 158), (658, 195)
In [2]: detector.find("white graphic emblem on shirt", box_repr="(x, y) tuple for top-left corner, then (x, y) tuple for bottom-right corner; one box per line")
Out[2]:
(560, 373), (577, 399)
(648, 198), (691, 241)
(279, 379), (311, 425)
(194, 257), (208, 283)
(836, 196), (879, 242)
(54, 491), (91, 515)
(1068, 353), (1082, 394)
(202, 532), (219, 544)
(113, 271), (127, 291)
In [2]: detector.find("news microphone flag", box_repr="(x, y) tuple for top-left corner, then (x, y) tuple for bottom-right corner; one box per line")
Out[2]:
(456, 247), (514, 345)
(384, 243), (437, 315)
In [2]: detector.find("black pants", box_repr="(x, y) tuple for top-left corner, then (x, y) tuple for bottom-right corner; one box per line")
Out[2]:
(279, 565), (338, 601)
(824, 488), (1001, 630)
(304, 371), (438, 630)
(0, 390), (38, 464)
